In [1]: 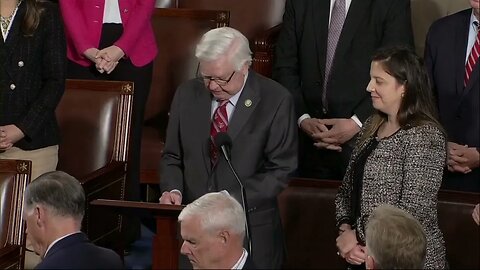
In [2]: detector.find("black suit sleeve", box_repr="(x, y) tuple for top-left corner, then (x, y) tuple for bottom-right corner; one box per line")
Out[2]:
(159, 85), (185, 193)
(272, 0), (306, 119)
(379, 0), (414, 49)
(16, 5), (66, 139)
(424, 24), (438, 100)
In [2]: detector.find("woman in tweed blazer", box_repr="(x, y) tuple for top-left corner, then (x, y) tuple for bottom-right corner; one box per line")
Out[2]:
(335, 47), (447, 269)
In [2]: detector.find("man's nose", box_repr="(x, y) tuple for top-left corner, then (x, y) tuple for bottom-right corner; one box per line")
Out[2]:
(180, 241), (189, 255)
(207, 79), (219, 90)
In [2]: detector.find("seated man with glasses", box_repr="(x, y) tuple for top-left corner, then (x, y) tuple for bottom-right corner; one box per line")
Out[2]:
(159, 26), (298, 269)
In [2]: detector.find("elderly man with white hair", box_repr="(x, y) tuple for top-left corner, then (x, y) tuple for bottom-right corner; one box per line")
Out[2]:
(159, 26), (297, 268)
(178, 191), (254, 269)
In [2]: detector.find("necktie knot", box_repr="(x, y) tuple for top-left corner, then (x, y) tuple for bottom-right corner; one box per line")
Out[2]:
(218, 99), (229, 107)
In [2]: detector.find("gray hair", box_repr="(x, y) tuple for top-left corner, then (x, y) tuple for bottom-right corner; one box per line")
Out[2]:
(24, 171), (85, 220)
(178, 191), (246, 238)
(195, 27), (252, 71)
(366, 204), (427, 269)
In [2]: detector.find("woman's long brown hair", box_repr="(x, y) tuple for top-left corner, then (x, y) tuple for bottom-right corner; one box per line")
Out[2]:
(359, 46), (444, 145)
(22, 0), (46, 36)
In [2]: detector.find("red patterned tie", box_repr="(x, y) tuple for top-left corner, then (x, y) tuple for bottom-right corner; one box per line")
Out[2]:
(210, 100), (229, 166)
(464, 22), (480, 87)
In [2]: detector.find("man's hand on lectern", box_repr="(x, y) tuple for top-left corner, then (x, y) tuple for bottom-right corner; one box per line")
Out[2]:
(159, 191), (182, 205)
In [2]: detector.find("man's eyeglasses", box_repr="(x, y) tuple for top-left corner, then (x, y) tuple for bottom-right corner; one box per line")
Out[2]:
(196, 65), (236, 86)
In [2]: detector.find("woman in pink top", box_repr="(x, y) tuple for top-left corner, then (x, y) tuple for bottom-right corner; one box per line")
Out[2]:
(58, 0), (158, 242)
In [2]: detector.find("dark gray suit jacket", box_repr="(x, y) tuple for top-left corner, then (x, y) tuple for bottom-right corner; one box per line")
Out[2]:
(0, 1), (66, 150)
(273, 0), (414, 122)
(425, 8), (480, 192)
(160, 70), (298, 268)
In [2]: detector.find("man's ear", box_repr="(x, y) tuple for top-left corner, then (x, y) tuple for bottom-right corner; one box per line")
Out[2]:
(366, 255), (375, 270)
(35, 205), (47, 227)
(241, 63), (249, 75)
(218, 230), (230, 245)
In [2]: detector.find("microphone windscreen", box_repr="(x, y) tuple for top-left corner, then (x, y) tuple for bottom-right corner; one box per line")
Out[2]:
(214, 132), (232, 149)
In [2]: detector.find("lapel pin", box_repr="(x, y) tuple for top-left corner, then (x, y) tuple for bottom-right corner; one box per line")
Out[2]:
(245, 99), (252, 107)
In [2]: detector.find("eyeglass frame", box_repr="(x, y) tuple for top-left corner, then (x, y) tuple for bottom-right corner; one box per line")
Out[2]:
(196, 63), (236, 86)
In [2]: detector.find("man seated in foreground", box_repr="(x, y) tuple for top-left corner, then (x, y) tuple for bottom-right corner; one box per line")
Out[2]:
(365, 204), (427, 269)
(178, 191), (255, 269)
(24, 171), (123, 269)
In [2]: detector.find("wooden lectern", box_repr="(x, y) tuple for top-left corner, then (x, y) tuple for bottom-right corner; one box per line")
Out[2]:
(90, 199), (184, 269)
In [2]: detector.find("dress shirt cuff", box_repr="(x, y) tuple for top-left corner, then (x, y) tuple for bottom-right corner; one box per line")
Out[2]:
(351, 115), (363, 128)
(298, 114), (311, 127)
(170, 189), (182, 199)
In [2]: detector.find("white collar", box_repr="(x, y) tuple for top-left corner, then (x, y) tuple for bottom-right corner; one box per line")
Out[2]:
(470, 11), (479, 30)
(231, 248), (248, 269)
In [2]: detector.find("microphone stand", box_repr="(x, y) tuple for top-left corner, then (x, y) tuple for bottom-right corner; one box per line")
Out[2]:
(220, 145), (253, 257)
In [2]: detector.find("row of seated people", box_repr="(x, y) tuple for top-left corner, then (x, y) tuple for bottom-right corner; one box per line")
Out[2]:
(1, 163), (478, 269)
(177, 192), (469, 269)
(1, 168), (477, 269)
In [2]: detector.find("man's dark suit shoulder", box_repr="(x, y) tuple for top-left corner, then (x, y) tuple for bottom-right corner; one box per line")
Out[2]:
(249, 70), (293, 99)
(35, 233), (123, 269)
(428, 8), (471, 37)
(243, 254), (256, 269)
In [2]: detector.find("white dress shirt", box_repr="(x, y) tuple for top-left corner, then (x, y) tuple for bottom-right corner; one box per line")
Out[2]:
(103, 0), (122, 24)
(465, 12), (479, 63)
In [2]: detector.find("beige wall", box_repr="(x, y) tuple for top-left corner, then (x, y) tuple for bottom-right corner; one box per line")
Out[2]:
(411, 0), (471, 55)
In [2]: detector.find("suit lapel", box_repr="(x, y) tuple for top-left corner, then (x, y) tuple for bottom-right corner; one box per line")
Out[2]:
(333, 0), (370, 64)
(3, 1), (24, 63)
(313, 0), (330, 78)
(192, 84), (214, 175)
(460, 64), (479, 99)
(228, 71), (260, 142)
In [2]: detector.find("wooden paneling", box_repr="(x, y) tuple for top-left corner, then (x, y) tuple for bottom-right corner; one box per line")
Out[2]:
(177, 0), (285, 39)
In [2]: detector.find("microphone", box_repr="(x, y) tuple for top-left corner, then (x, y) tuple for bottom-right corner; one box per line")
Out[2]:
(214, 132), (252, 256)
(215, 132), (232, 162)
